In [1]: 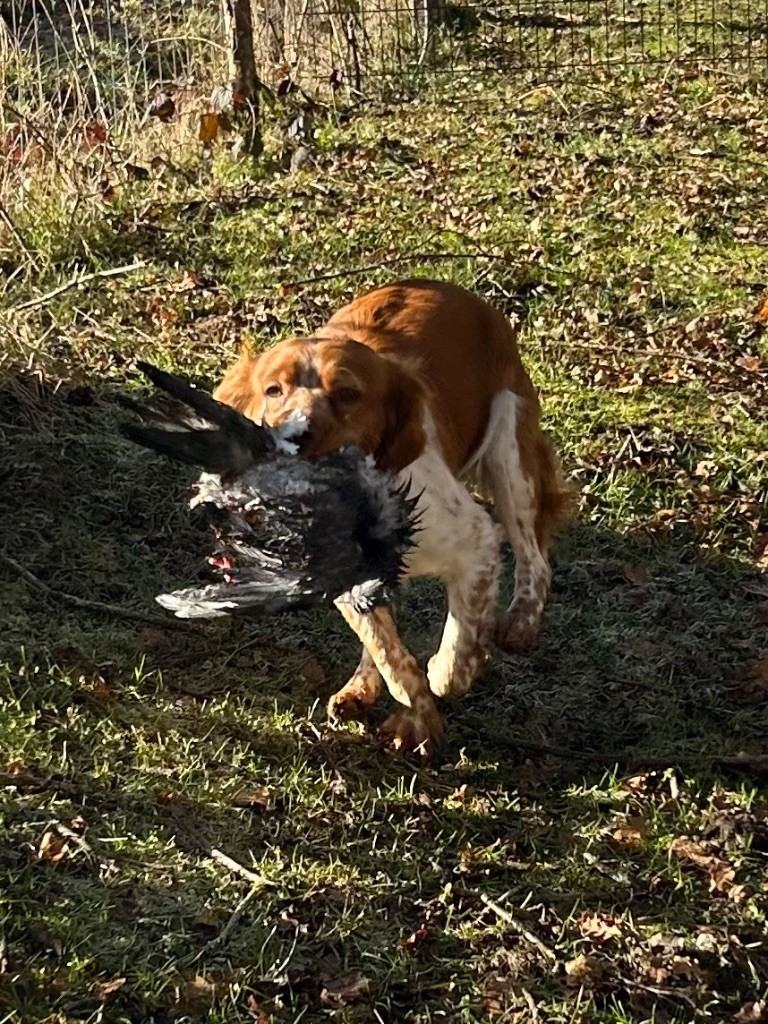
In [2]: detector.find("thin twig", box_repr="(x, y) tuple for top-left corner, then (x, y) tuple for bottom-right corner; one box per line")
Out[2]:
(0, 552), (191, 632)
(9, 260), (147, 313)
(163, 804), (274, 887)
(519, 987), (539, 1021)
(209, 847), (269, 885)
(0, 200), (39, 271)
(197, 885), (261, 963)
(620, 976), (697, 1009)
(479, 893), (557, 962)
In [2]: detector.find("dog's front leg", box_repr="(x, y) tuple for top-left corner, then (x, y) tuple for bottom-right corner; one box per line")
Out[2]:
(332, 600), (443, 757)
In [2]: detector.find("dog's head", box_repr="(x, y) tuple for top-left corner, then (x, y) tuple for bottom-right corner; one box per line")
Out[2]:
(213, 336), (426, 472)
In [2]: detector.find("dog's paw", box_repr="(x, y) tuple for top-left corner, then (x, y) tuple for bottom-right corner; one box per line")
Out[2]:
(496, 605), (541, 655)
(378, 701), (443, 758)
(327, 674), (380, 723)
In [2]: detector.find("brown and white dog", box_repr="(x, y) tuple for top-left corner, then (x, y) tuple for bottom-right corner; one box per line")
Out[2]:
(214, 279), (570, 754)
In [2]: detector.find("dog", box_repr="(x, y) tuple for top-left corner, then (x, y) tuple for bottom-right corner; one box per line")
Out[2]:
(214, 279), (570, 754)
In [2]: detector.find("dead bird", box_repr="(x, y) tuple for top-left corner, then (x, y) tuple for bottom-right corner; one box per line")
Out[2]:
(120, 361), (419, 619)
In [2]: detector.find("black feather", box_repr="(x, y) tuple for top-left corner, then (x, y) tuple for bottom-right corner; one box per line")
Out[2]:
(121, 362), (419, 618)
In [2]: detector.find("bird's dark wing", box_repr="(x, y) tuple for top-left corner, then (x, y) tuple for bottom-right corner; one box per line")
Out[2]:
(120, 361), (278, 475)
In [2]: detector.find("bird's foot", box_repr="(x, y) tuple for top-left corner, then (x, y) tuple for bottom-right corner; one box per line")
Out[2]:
(378, 700), (443, 759)
(327, 673), (380, 723)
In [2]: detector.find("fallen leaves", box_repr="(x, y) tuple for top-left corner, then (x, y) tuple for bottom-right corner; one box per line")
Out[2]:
(735, 354), (763, 372)
(578, 912), (625, 946)
(232, 785), (274, 811)
(174, 975), (227, 1015)
(37, 830), (72, 864)
(734, 1003), (768, 1023)
(319, 973), (370, 1008)
(565, 953), (609, 989)
(92, 976), (126, 1000)
(397, 923), (431, 949)
(199, 112), (221, 145)
(669, 836), (738, 896)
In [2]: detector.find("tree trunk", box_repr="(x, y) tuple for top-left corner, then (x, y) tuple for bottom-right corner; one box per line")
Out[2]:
(223, 0), (262, 157)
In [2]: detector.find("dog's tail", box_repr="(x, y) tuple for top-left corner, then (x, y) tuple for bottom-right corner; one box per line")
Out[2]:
(534, 433), (577, 551)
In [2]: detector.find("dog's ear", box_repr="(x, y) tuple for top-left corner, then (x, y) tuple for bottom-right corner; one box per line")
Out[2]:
(375, 363), (426, 473)
(213, 349), (263, 420)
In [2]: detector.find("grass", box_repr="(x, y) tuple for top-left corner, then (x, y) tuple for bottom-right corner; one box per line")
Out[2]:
(1, 67), (768, 1023)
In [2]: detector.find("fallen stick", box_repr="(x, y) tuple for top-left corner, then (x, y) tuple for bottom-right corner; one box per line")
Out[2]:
(195, 885), (261, 964)
(479, 893), (556, 962)
(0, 200), (40, 272)
(10, 260), (147, 313)
(163, 803), (274, 888)
(0, 552), (190, 631)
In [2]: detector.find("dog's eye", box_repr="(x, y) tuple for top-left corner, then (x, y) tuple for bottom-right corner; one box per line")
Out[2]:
(335, 386), (361, 403)
(265, 383), (283, 398)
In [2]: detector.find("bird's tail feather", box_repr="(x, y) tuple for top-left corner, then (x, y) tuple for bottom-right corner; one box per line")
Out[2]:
(156, 573), (311, 619)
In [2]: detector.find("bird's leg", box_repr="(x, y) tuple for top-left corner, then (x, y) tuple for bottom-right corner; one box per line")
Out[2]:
(332, 600), (443, 757)
(327, 646), (383, 723)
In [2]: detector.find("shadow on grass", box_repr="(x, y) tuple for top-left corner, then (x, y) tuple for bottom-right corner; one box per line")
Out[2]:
(1, 373), (766, 1022)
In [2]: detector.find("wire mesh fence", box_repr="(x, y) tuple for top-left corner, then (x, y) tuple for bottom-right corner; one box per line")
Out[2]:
(2, 0), (768, 135)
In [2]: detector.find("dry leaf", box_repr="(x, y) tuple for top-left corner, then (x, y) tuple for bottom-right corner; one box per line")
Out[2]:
(199, 112), (220, 145)
(736, 354), (762, 372)
(622, 563), (648, 586)
(37, 831), (71, 863)
(232, 786), (273, 811)
(578, 912), (624, 945)
(670, 836), (713, 867)
(171, 269), (200, 293)
(611, 825), (644, 848)
(755, 534), (768, 570)
(92, 977), (126, 999)
(397, 923), (431, 949)
(320, 973), (370, 1008)
(670, 836), (737, 894)
(620, 771), (654, 793)
(245, 993), (271, 1023)
(84, 119), (108, 147)
(564, 953), (607, 989)
(708, 859), (736, 894)
(734, 1002), (768, 1023)
(175, 976), (224, 1013)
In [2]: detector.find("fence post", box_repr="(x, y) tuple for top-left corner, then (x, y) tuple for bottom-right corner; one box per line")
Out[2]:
(223, 0), (262, 157)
